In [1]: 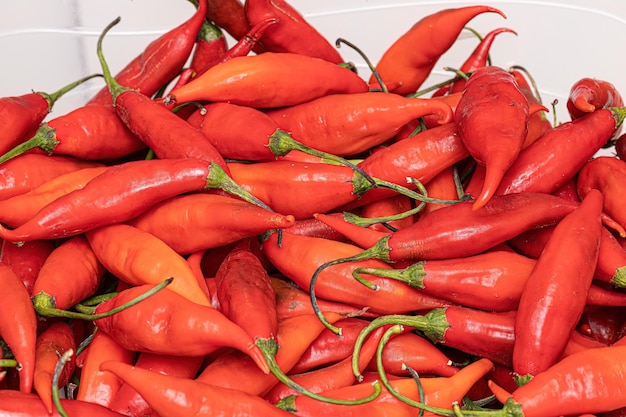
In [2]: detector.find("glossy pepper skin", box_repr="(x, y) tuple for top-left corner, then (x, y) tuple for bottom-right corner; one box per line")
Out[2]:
(0, 390), (128, 417)
(513, 189), (603, 379)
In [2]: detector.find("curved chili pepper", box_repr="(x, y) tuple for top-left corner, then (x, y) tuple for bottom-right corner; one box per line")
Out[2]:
(353, 250), (536, 312)
(244, 0), (344, 63)
(205, 0), (261, 52)
(369, 5), (505, 95)
(217, 17), (279, 64)
(455, 65), (530, 210)
(509, 68), (552, 149)
(0, 166), (108, 228)
(434, 27), (517, 96)
(263, 231), (452, 320)
(127, 193), (295, 255)
(215, 242), (278, 342)
(0, 73), (101, 156)
(76, 330), (134, 408)
(0, 263), (37, 393)
(101, 359), (294, 417)
(0, 239), (55, 294)
(195, 312), (344, 395)
(86, 223), (211, 307)
(266, 92), (453, 156)
(31, 235), (106, 313)
(577, 155), (626, 235)
(0, 157), (262, 243)
(165, 52), (369, 109)
(496, 107), (626, 197)
(0, 389), (128, 417)
(0, 154), (103, 201)
(189, 19), (227, 75)
(88, 0), (207, 106)
(567, 77), (624, 120)
(108, 352), (204, 417)
(513, 189), (603, 379)
(93, 285), (269, 374)
(32, 321), (76, 413)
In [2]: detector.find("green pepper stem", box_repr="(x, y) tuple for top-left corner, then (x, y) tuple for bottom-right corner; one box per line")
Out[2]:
(52, 349), (73, 417)
(342, 204), (425, 228)
(96, 16), (132, 104)
(41, 73), (103, 108)
(0, 359), (18, 368)
(256, 337), (382, 405)
(335, 37), (387, 93)
(409, 75), (466, 98)
(352, 263), (426, 291)
(205, 161), (275, 212)
(0, 124), (60, 164)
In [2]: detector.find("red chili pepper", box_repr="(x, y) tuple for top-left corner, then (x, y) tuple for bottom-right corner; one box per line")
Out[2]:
(215, 242), (278, 342)
(0, 73), (101, 156)
(578, 306), (625, 345)
(490, 345), (626, 417)
(216, 17), (279, 65)
(76, 330), (135, 408)
(0, 154), (103, 201)
(360, 194), (415, 233)
(266, 92), (453, 156)
(496, 107), (626, 197)
(32, 321), (76, 413)
(31, 235), (106, 312)
(616, 133), (626, 161)
(93, 285), (269, 374)
(434, 27), (517, 96)
(312, 212), (391, 249)
(354, 250), (536, 312)
(101, 359), (294, 417)
(263, 231), (451, 321)
(0, 158), (259, 243)
(454, 65), (530, 210)
(205, 0), (261, 52)
(195, 312), (344, 395)
(0, 389), (128, 417)
(513, 189), (603, 379)
(587, 284), (626, 307)
(88, 0), (207, 106)
(0, 239), (55, 295)
(567, 77), (624, 120)
(86, 223), (211, 307)
(509, 68), (552, 149)
(128, 193), (295, 255)
(244, 0), (343, 63)
(578, 155), (626, 234)
(0, 166), (108, 228)
(189, 19), (227, 75)
(108, 352), (204, 417)
(420, 166), (461, 215)
(283, 214), (348, 242)
(165, 52), (368, 109)
(0, 263), (37, 393)
(369, 5), (505, 95)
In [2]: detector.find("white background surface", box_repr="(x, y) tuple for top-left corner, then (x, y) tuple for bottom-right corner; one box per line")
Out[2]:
(1, 0), (625, 128)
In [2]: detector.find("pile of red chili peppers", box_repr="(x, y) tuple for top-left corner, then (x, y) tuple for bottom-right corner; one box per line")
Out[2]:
(2, 1), (626, 416)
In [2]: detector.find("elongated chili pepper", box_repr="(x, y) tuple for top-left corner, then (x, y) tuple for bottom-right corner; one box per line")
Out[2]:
(587, 284), (626, 307)
(513, 189), (603, 379)
(353, 250), (536, 312)
(361, 194), (415, 232)
(0, 166), (108, 228)
(312, 212), (391, 249)
(86, 223), (211, 307)
(189, 19), (227, 75)
(101, 360), (294, 417)
(216, 17), (278, 64)
(434, 27), (517, 96)
(263, 231), (451, 322)
(0, 239), (55, 294)
(284, 215), (348, 242)
(0, 103), (147, 164)
(205, 0), (259, 51)
(88, 0), (207, 106)
(0, 263), (37, 393)
(76, 330), (134, 408)
(92, 285), (269, 374)
(577, 156), (626, 233)
(96, 18), (229, 170)
(0, 154), (103, 201)
(195, 312), (345, 395)
(31, 235), (106, 314)
(165, 52), (369, 109)
(369, 5), (505, 95)
(127, 193), (295, 255)
(244, 0), (343, 63)
(567, 77), (624, 120)
(455, 65), (530, 210)
(0, 157), (264, 243)
(108, 352), (204, 417)
(486, 345), (626, 417)
(0, 73), (101, 156)
(266, 92), (453, 156)
(33, 321), (76, 413)
(354, 307), (516, 370)
(0, 389), (128, 417)
(496, 107), (626, 197)
(215, 242), (278, 341)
